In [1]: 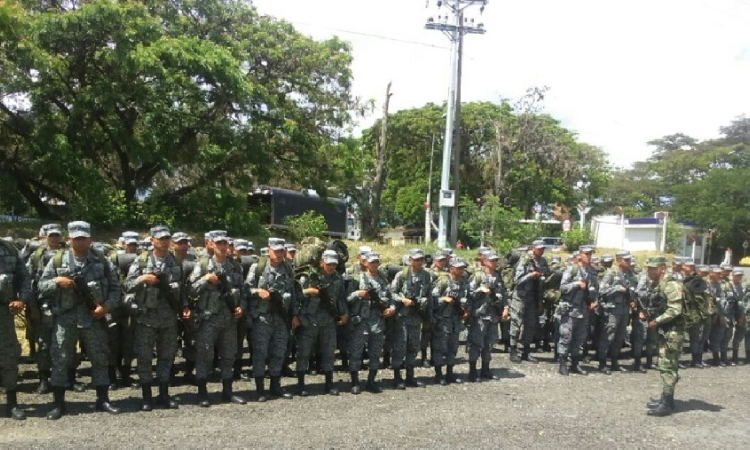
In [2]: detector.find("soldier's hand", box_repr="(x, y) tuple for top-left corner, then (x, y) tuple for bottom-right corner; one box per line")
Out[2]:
(383, 306), (395, 318)
(501, 307), (510, 321)
(55, 276), (75, 289)
(257, 289), (270, 300)
(337, 313), (349, 326)
(577, 280), (587, 289)
(532, 271), (542, 278)
(292, 315), (301, 329)
(402, 297), (414, 307)
(305, 287), (320, 296)
(588, 302), (598, 311)
(8, 300), (25, 315)
(630, 302), (637, 309)
(357, 289), (369, 298)
(442, 296), (454, 303)
(92, 304), (108, 319)
(479, 286), (491, 294)
(647, 320), (657, 329)
(140, 274), (159, 285)
(233, 306), (243, 318)
(182, 307), (191, 320)
(204, 273), (219, 284)
(639, 311), (647, 321)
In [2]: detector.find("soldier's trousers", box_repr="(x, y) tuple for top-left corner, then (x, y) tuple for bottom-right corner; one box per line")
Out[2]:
(180, 320), (197, 363)
(252, 314), (288, 377)
(236, 317), (252, 365)
(597, 310), (628, 361)
(51, 320), (109, 387)
(383, 316), (395, 355)
(709, 319), (730, 353)
(391, 318), (420, 369)
(36, 317), (53, 372)
(658, 330), (684, 395)
(296, 323), (336, 373)
(26, 310), (39, 352)
(432, 319), (461, 366)
(195, 317), (237, 380)
(108, 315), (136, 367)
(509, 296), (538, 348)
(557, 315), (588, 357)
(631, 318), (657, 359)
(0, 309), (22, 389)
(467, 318), (498, 363)
(420, 318), (433, 353)
(688, 321), (707, 355)
(733, 321), (748, 352)
(348, 320), (385, 372)
(134, 321), (179, 384)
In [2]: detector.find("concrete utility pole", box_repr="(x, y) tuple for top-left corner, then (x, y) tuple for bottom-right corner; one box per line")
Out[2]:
(425, 0), (487, 249)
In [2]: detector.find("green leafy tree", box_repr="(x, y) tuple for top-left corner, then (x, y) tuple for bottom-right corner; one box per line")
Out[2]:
(284, 211), (327, 242)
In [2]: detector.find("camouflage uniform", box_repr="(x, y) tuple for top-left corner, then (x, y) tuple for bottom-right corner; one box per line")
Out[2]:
(107, 248), (139, 388)
(0, 239), (31, 419)
(730, 276), (747, 364)
(557, 254), (598, 375)
(466, 259), (507, 380)
(431, 259), (469, 384)
(510, 251), (549, 361)
(708, 274), (733, 364)
(390, 266), (431, 375)
(424, 261), (449, 364)
(597, 266), (637, 372)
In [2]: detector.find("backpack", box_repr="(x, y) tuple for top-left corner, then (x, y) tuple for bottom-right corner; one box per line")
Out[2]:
(293, 237), (328, 273)
(681, 275), (712, 328)
(253, 256), (295, 282)
(0, 239), (19, 258)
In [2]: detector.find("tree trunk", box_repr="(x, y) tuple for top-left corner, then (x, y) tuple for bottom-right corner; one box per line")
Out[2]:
(364, 82), (392, 240)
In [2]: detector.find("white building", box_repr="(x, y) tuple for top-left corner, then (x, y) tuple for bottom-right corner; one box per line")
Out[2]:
(590, 214), (705, 261)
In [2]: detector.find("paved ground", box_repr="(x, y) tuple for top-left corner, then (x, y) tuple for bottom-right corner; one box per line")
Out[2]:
(1, 345), (749, 449)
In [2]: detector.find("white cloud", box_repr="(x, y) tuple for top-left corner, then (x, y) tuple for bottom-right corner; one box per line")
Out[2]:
(253, 0), (750, 168)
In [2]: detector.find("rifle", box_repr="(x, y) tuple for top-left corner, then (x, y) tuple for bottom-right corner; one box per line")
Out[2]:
(155, 271), (182, 312)
(447, 289), (468, 320)
(367, 287), (389, 313)
(268, 278), (289, 318)
(217, 269), (237, 312)
(403, 285), (422, 314)
(71, 272), (115, 327)
(309, 272), (339, 317)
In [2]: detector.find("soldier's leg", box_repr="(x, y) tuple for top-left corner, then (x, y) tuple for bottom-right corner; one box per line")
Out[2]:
(235, 317), (248, 377)
(521, 298), (538, 347)
(26, 310), (39, 358)
(658, 332), (683, 396)
(81, 322), (111, 388)
(346, 326), (365, 373)
(709, 322), (723, 363)
(295, 326), (318, 374)
(405, 321), (420, 370)
(382, 316), (394, 368)
(446, 322), (460, 366)
(251, 320), (272, 378)
(121, 317), (138, 383)
(195, 323), (220, 381)
(50, 323), (78, 387)
(482, 320), (498, 364)
(267, 316), (289, 378)
(466, 318), (483, 364)
(155, 323), (179, 384)
(557, 315), (573, 358)
(509, 297), (523, 349)
(597, 313), (616, 366)
(731, 323), (745, 353)
(366, 327), (384, 371)
(720, 322), (732, 354)
(217, 321), (238, 381)
(432, 323), (448, 378)
(134, 323), (158, 385)
(611, 313), (629, 369)
(688, 323), (703, 364)
(0, 311), (22, 390)
(420, 318), (433, 365)
(570, 317), (588, 358)
(107, 319), (123, 385)
(391, 319), (407, 370)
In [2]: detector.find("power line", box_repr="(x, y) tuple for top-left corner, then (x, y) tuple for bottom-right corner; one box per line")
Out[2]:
(288, 20), (450, 50)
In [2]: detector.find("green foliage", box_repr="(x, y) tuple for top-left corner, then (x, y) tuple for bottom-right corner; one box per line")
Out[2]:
(562, 227), (592, 252)
(458, 195), (541, 255)
(284, 211), (328, 242)
(664, 218), (686, 254)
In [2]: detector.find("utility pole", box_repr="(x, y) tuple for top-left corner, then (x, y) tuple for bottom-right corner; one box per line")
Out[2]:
(425, 133), (436, 244)
(450, 21), (464, 244)
(425, 0), (487, 249)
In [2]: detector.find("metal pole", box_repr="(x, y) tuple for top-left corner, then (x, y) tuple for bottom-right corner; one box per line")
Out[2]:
(426, 133), (436, 244)
(660, 212), (668, 252)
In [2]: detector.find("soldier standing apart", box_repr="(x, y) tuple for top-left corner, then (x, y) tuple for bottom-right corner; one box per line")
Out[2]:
(707, 267), (731, 366)
(390, 249), (431, 389)
(597, 251), (637, 374)
(424, 250), (450, 366)
(510, 240), (548, 363)
(467, 251), (509, 382)
(246, 238), (295, 402)
(0, 234), (31, 420)
(730, 268), (748, 365)
(187, 231), (246, 407)
(644, 256), (685, 417)
(557, 245), (598, 376)
(171, 232), (197, 384)
(124, 226), (182, 411)
(295, 250), (348, 396)
(38, 221), (121, 420)
(431, 257), (470, 385)
(346, 252), (394, 394)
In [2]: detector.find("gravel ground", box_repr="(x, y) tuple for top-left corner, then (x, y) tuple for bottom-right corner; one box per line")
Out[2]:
(1, 344), (748, 449)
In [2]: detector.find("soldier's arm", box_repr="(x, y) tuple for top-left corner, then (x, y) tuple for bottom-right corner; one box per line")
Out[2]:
(103, 258), (120, 311)
(390, 271), (406, 305)
(123, 258), (145, 293)
(37, 257), (59, 296)
(514, 259), (535, 288)
(189, 261), (208, 297)
(654, 281), (684, 325)
(598, 270), (619, 298)
(14, 251), (32, 302)
(346, 274), (361, 304)
(559, 267), (579, 294)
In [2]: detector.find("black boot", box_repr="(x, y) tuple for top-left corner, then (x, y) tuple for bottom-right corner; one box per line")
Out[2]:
(571, 357), (587, 375)
(700, 352), (710, 368)
(324, 371), (339, 396)
(634, 358), (647, 373)
(711, 352), (720, 367)
(509, 346), (521, 363)
(183, 360), (196, 385)
(393, 368), (406, 390)
(270, 376), (292, 400)
(382, 352), (391, 369)
(255, 377), (267, 403)
(197, 379), (209, 407)
(36, 371), (51, 395)
(720, 351), (728, 367)
(108, 365), (118, 391)
(647, 393), (675, 416)
(155, 382), (178, 409)
(435, 365), (446, 386)
(468, 361), (479, 382)
(612, 359), (628, 373)
(340, 352), (349, 372)
(480, 361), (498, 380)
(731, 350), (739, 366)
(746, 350), (750, 365)
(141, 383), (153, 412)
(690, 353), (701, 368)
(598, 360), (611, 375)
(558, 357), (569, 376)
(297, 372), (309, 397)
(365, 369), (382, 393)
(222, 378), (247, 404)
(646, 355), (656, 370)
(68, 368), (85, 393)
(5, 390), (25, 420)
(120, 365), (139, 388)
(521, 345), (538, 363)
(446, 365), (462, 384)
(95, 386), (121, 414)
(350, 371), (361, 395)
(46, 387), (66, 420)
(405, 367), (424, 387)
(233, 360), (242, 380)
(421, 349), (430, 368)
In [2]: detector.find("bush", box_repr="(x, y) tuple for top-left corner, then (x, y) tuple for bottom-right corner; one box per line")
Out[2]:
(562, 227), (591, 252)
(284, 211), (328, 242)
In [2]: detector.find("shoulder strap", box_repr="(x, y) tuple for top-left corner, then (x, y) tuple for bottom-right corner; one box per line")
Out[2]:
(53, 249), (65, 268)
(200, 256), (210, 273)
(254, 256), (268, 280)
(139, 251), (149, 270)
(0, 240), (18, 257)
(32, 246), (46, 269)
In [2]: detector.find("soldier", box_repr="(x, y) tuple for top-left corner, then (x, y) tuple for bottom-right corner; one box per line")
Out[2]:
(597, 251), (637, 374)
(466, 251), (509, 382)
(510, 240), (548, 363)
(0, 234), (31, 420)
(390, 248), (431, 389)
(108, 233), (140, 390)
(341, 245), (371, 370)
(172, 232), (197, 384)
(346, 251), (394, 394)
(719, 264), (738, 365)
(668, 257), (685, 282)
(423, 250), (449, 366)
(246, 238), (295, 402)
(38, 221), (121, 420)
(26, 223), (64, 395)
(295, 249), (348, 396)
(123, 226), (183, 411)
(730, 268), (748, 365)
(643, 256), (686, 417)
(543, 254), (564, 358)
(557, 245), (598, 376)
(687, 265), (712, 368)
(285, 243), (297, 265)
(707, 266), (732, 366)
(631, 256), (656, 373)
(187, 230), (246, 407)
(431, 257), (470, 385)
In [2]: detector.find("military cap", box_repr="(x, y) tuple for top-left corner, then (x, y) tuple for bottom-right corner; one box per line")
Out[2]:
(322, 249), (339, 264)
(682, 259), (695, 266)
(567, 254), (574, 261)
(646, 255), (668, 267)
(477, 245), (490, 255)
(579, 245), (594, 253)
(227, 238), (235, 246)
(720, 263), (732, 271)
(441, 247), (455, 256)
(532, 240), (546, 249)
(260, 247), (269, 257)
(285, 243), (297, 252)
(150, 225), (171, 239)
(234, 239), (250, 251)
(433, 250), (450, 261)
(711, 266), (723, 273)
(358, 245), (372, 256)
(409, 248), (425, 259)
(210, 230), (229, 242)
(204, 232), (212, 240)
(696, 265), (709, 272)
(732, 268), (744, 276)
(267, 237), (285, 251)
(615, 251), (630, 259)
(364, 252), (381, 263)
(45, 224), (63, 236)
(601, 254), (613, 263)
(551, 255), (562, 264)
(450, 257), (468, 268)
(246, 241), (255, 250)
(38, 226), (47, 238)
(172, 232), (189, 242)
(484, 251), (500, 260)
(68, 221), (91, 239)
(628, 255), (637, 263)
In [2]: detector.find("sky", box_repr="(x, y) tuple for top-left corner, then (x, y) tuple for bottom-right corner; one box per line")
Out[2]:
(252, 0), (750, 168)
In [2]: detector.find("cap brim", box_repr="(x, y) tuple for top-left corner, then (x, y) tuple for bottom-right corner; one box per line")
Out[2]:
(323, 257), (338, 264)
(269, 245), (285, 251)
(69, 231), (90, 238)
(153, 232), (171, 239)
